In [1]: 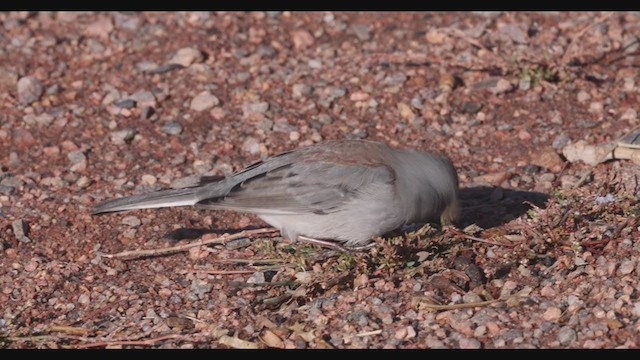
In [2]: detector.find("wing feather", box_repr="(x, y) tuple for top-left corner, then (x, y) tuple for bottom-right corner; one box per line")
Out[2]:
(196, 161), (394, 215)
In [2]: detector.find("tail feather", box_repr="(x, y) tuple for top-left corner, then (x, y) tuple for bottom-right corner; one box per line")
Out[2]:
(92, 187), (204, 214)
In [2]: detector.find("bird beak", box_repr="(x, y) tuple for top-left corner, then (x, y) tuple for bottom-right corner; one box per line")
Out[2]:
(440, 197), (460, 227)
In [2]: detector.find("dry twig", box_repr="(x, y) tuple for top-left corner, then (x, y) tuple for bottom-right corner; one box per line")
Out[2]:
(417, 298), (502, 311)
(101, 228), (278, 260)
(73, 334), (188, 349)
(448, 228), (517, 248)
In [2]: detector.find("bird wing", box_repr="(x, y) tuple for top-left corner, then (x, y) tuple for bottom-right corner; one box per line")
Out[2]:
(196, 159), (395, 215)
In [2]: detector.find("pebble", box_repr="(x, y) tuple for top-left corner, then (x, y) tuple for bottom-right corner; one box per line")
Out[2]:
(150, 63), (183, 74)
(17, 76), (44, 105)
(397, 102), (415, 120)
(552, 134), (571, 149)
(351, 24), (372, 41)
(35, 113), (54, 126)
(86, 38), (105, 53)
(190, 279), (212, 298)
(22, 114), (37, 126)
(190, 91), (219, 112)
(12, 219), (32, 243)
(136, 61), (160, 73)
(43, 146), (60, 157)
(550, 111), (563, 124)
(114, 99), (136, 109)
(576, 119), (598, 129)
(289, 131), (300, 141)
(256, 44), (276, 57)
(24, 260), (38, 272)
(532, 149), (564, 172)
(538, 173), (555, 183)
(349, 91), (369, 102)
(0, 176), (23, 188)
(559, 175), (579, 188)
(85, 16), (113, 38)
(292, 83), (312, 98)
(242, 102), (269, 115)
(40, 177), (65, 189)
(519, 79), (531, 91)
(273, 118), (296, 133)
(161, 120), (183, 135)
(410, 96), (423, 109)
(618, 260), (635, 275)
(462, 292), (483, 303)
(110, 129), (136, 144)
(225, 238), (252, 250)
(170, 47), (204, 67)
(382, 72), (407, 86)
(72, 176), (90, 189)
(210, 107), (227, 120)
(518, 129), (532, 141)
(349, 128), (368, 139)
(308, 59), (322, 69)
(425, 30), (447, 44)
(473, 171), (509, 185)
(113, 12), (142, 32)
(262, 330), (285, 349)
(406, 326), (416, 339)
(247, 271), (266, 284)
(140, 106), (154, 120)
(317, 114), (333, 125)
(458, 337), (482, 349)
(589, 101), (603, 113)
(141, 174), (157, 185)
(255, 118), (273, 132)
(540, 285), (558, 296)
(492, 78), (513, 94)
(556, 326), (576, 346)
(474, 326), (487, 337)
(121, 216), (141, 227)
(620, 108), (637, 122)
(462, 102), (483, 114)
(577, 90), (591, 103)
(130, 90), (156, 108)
(242, 137), (261, 155)
(501, 23), (528, 44)
(394, 326), (408, 340)
(67, 150), (87, 172)
(290, 29), (315, 49)
(473, 77), (499, 89)
(542, 307), (562, 322)
(78, 294), (91, 305)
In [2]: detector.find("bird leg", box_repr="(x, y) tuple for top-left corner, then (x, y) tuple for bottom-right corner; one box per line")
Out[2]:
(296, 235), (377, 252)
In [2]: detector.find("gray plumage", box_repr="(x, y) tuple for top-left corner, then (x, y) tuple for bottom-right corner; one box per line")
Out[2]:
(92, 140), (460, 247)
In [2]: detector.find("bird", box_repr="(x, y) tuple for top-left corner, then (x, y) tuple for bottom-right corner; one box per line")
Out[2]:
(92, 139), (460, 251)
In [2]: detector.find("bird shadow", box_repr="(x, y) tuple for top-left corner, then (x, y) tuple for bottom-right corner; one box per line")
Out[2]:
(165, 186), (550, 242)
(458, 186), (549, 229)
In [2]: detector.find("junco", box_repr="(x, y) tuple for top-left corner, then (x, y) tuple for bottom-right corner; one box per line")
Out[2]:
(92, 140), (460, 250)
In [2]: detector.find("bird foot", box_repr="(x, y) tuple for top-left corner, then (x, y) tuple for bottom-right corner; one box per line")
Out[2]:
(296, 235), (377, 252)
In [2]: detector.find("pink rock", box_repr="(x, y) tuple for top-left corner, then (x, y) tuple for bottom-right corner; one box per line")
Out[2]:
(291, 30), (314, 50)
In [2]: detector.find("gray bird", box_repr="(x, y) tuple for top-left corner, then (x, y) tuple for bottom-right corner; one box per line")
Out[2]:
(92, 140), (460, 250)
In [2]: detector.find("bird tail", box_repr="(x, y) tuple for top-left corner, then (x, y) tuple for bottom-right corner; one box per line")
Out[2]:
(92, 187), (204, 214)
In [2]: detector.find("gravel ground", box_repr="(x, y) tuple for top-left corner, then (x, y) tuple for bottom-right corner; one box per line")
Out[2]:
(1, 11), (640, 349)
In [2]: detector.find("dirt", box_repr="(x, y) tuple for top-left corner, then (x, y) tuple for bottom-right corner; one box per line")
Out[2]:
(1, 11), (640, 348)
